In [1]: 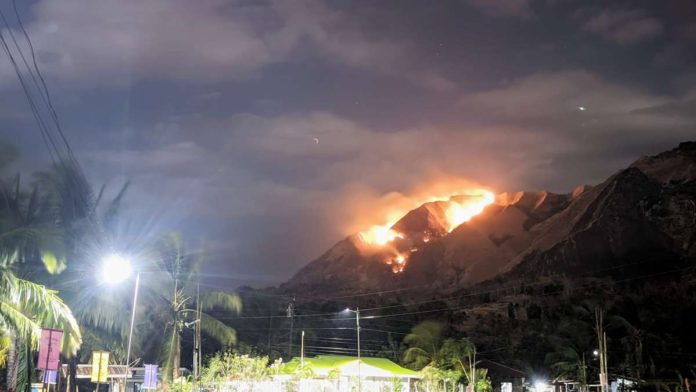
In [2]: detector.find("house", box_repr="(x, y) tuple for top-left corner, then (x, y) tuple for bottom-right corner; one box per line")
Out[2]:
(282, 355), (422, 392)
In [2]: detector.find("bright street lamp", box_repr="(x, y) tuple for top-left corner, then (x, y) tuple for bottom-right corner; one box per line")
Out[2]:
(343, 308), (361, 392)
(99, 254), (132, 285)
(534, 381), (548, 392)
(99, 254), (140, 382)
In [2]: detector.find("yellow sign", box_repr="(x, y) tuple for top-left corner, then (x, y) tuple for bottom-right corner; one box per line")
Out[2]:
(90, 351), (109, 383)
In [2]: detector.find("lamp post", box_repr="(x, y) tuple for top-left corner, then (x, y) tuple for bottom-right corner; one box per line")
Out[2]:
(344, 308), (361, 392)
(99, 254), (140, 387)
(125, 272), (140, 376)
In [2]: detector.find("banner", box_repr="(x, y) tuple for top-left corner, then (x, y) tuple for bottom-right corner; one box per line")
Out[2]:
(143, 364), (158, 389)
(91, 352), (109, 383)
(41, 370), (57, 385)
(37, 329), (63, 370)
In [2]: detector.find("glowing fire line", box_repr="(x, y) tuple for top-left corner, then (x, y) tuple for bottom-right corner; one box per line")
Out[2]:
(358, 190), (495, 246)
(444, 192), (496, 232)
(356, 189), (495, 274)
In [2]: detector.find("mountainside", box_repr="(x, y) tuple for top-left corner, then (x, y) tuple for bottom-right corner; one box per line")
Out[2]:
(282, 142), (696, 295)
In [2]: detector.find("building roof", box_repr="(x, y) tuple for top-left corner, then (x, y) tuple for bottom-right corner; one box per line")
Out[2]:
(60, 365), (130, 379)
(283, 355), (422, 379)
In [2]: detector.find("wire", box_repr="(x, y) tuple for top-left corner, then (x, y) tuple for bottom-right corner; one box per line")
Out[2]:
(0, 13), (59, 164)
(11, 0), (75, 160)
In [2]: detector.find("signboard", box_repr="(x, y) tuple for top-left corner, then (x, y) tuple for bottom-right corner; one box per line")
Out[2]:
(41, 370), (57, 385)
(91, 352), (109, 383)
(143, 364), (158, 389)
(37, 329), (63, 370)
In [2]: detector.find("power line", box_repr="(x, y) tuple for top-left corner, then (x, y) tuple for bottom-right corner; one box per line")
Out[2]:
(11, 0), (75, 161)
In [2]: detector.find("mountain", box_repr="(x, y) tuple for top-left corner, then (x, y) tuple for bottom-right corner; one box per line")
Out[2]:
(282, 142), (696, 295)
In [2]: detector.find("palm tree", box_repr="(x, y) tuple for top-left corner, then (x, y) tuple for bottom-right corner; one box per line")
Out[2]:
(440, 338), (477, 388)
(609, 315), (662, 380)
(32, 162), (132, 312)
(0, 170), (82, 391)
(403, 320), (445, 370)
(151, 233), (241, 381)
(0, 173), (65, 273)
(26, 161), (131, 391)
(0, 271), (82, 355)
(544, 318), (595, 383)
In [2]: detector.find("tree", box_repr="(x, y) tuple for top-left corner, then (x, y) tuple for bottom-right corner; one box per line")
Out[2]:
(201, 351), (272, 383)
(151, 233), (242, 381)
(544, 318), (594, 383)
(403, 321), (445, 370)
(609, 315), (661, 380)
(440, 338), (477, 389)
(0, 272), (81, 356)
(0, 171), (81, 391)
(18, 160), (132, 391)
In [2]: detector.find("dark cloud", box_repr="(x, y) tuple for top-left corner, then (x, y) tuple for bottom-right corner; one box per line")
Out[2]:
(581, 7), (663, 45)
(0, 0), (453, 92)
(464, 0), (534, 18)
(1, 0), (695, 286)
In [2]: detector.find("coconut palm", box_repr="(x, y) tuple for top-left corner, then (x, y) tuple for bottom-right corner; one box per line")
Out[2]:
(0, 173), (65, 273)
(151, 233), (241, 381)
(545, 317), (595, 382)
(402, 320), (445, 370)
(440, 337), (477, 387)
(31, 161), (132, 331)
(0, 174), (81, 391)
(23, 160), (131, 391)
(609, 315), (662, 380)
(0, 271), (82, 356)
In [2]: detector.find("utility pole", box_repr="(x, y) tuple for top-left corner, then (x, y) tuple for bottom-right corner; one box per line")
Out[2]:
(344, 307), (362, 392)
(595, 307), (609, 392)
(301, 331), (305, 367)
(287, 298), (295, 358)
(357, 307), (361, 392)
(581, 353), (587, 392)
(193, 283), (201, 391)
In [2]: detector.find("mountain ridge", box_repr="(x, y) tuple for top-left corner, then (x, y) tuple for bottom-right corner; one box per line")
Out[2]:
(281, 141), (696, 295)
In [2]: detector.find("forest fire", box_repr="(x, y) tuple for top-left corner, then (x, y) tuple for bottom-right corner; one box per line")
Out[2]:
(358, 225), (404, 246)
(444, 192), (496, 231)
(356, 189), (495, 273)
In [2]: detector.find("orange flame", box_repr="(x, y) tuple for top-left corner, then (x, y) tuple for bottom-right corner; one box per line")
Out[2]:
(355, 187), (495, 274)
(359, 225), (403, 246)
(358, 189), (495, 246)
(388, 253), (407, 273)
(444, 192), (496, 232)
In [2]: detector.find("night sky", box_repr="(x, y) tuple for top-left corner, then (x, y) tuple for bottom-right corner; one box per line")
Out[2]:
(2, 0), (695, 287)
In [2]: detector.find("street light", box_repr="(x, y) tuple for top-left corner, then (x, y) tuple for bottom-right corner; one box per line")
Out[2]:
(99, 254), (140, 383)
(343, 308), (361, 392)
(99, 254), (132, 285)
(534, 380), (548, 392)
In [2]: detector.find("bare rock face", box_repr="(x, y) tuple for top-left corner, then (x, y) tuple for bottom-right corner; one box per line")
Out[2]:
(391, 201), (450, 238)
(282, 141), (696, 295)
(631, 141), (696, 183)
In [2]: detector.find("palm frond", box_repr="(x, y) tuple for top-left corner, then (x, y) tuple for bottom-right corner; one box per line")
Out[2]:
(200, 312), (236, 346)
(0, 301), (41, 343)
(1, 272), (81, 355)
(0, 330), (10, 367)
(160, 325), (179, 382)
(200, 292), (242, 313)
(75, 295), (130, 340)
